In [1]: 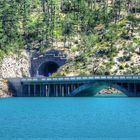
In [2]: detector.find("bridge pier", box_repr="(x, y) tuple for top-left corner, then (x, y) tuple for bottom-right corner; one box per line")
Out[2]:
(67, 85), (70, 96)
(28, 85), (31, 97)
(65, 84), (68, 96)
(134, 83), (136, 94)
(47, 84), (51, 97)
(41, 84), (45, 96)
(58, 84), (61, 97)
(33, 85), (35, 96)
(62, 85), (64, 97)
(46, 85), (48, 96)
(64, 85), (67, 96)
(54, 84), (56, 97)
(39, 84), (41, 96)
(55, 85), (58, 97)
(42, 84), (47, 97)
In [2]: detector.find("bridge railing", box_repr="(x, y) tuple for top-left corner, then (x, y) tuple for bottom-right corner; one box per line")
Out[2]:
(21, 75), (140, 82)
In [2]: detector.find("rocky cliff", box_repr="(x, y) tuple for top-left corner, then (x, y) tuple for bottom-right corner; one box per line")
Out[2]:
(0, 50), (30, 78)
(0, 80), (11, 97)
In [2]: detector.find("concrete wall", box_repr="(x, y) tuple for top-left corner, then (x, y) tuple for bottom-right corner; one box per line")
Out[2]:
(8, 78), (22, 97)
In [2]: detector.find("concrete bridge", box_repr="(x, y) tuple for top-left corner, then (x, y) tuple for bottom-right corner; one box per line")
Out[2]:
(10, 75), (140, 97)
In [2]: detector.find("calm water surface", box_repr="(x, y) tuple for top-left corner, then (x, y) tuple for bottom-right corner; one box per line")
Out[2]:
(0, 97), (140, 139)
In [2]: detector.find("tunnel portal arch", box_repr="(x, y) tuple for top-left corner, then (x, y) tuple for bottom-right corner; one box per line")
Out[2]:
(31, 50), (67, 77)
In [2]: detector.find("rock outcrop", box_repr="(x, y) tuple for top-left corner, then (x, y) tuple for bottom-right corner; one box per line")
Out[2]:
(0, 50), (30, 78)
(0, 79), (11, 97)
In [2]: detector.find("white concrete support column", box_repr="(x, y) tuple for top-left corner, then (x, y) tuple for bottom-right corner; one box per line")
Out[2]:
(56, 85), (58, 97)
(45, 85), (47, 97)
(62, 85), (64, 97)
(68, 85), (70, 95)
(48, 84), (51, 97)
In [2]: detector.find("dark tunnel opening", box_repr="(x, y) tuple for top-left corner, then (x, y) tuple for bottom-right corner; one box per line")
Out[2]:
(38, 61), (59, 77)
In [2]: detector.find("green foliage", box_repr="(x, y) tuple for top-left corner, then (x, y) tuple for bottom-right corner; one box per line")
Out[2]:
(52, 72), (65, 77)
(0, 0), (140, 75)
(71, 46), (78, 52)
(0, 50), (5, 60)
(119, 64), (125, 70)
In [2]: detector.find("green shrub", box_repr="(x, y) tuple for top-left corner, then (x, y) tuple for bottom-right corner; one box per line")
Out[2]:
(71, 46), (78, 52)
(119, 64), (125, 70)
(52, 72), (65, 77)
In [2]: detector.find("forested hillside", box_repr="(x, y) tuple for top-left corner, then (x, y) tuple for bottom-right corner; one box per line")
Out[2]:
(0, 0), (140, 76)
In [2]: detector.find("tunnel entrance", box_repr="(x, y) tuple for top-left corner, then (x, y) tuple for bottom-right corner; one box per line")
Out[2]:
(38, 61), (59, 77)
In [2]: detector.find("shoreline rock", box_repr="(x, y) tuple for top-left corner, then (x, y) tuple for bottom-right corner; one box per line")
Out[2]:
(98, 88), (122, 95)
(0, 79), (12, 98)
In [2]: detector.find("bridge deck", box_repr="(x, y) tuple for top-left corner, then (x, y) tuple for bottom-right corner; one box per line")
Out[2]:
(8, 75), (140, 97)
(21, 75), (140, 84)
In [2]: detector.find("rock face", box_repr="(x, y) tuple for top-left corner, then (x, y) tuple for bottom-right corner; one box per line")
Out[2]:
(0, 79), (11, 97)
(0, 51), (30, 78)
(0, 50), (30, 97)
(98, 88), (123, 95)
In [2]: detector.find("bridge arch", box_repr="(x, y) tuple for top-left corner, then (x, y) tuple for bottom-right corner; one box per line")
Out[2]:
(71, 82), (129, 97)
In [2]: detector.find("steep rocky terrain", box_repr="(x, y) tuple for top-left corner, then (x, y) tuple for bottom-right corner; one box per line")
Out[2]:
(0, 50), (30, 78)
(0, 0), (140, 77)
(0, 80), (10, 97)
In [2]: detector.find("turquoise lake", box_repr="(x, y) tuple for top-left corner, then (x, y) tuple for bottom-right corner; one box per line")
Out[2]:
(0, 97), (140, 139)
